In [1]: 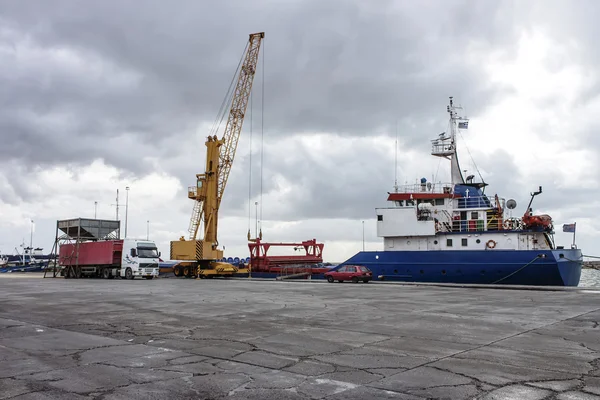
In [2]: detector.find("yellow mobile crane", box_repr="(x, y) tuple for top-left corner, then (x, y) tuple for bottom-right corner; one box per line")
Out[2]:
(170, 32), (264, 278)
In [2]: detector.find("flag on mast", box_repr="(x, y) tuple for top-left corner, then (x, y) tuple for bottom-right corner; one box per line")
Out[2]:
(562, 223), (576, 233)
(458, 120), (469, 129)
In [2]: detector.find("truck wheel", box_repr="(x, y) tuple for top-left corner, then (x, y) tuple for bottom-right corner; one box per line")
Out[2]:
(173, 266), (182, 277)
(125, 268), (134, 280)
(102, 268), (110, 279)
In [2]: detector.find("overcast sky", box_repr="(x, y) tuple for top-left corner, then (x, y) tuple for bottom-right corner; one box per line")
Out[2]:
(1, 0), (599, 262)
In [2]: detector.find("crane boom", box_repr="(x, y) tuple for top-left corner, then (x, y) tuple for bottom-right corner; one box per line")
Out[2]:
(170, 32), (264, 279)
(218, 32), (264, 206)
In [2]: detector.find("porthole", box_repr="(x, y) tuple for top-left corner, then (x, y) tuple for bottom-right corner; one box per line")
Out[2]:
(433, 240), (438, 245)
(476, 239), (481, 244)
(441, 270), (446, 275)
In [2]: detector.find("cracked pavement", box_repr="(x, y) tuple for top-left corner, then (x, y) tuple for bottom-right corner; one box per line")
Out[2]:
(0, 276), (599, 399)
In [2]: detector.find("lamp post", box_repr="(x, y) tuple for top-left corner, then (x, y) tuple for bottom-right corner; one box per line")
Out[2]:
(94, 201), (97, 219)
(362, 220), (365, 251)
(254, 201), (258, 238)
(147, 220), (149, 240)
(30, 219), (34, 248)
(125, 187), (130, 238)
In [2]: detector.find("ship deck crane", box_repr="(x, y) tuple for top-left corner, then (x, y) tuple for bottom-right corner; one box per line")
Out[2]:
(170, 32), (264, 278)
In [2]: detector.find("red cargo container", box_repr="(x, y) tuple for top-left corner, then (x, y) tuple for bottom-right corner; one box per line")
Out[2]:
(59, 240), (124, 266)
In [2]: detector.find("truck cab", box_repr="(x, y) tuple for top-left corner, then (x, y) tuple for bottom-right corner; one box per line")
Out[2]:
(120, 239), (161, 280)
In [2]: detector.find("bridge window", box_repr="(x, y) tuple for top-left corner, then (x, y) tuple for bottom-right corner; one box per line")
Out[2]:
(435, 198), (444, 205)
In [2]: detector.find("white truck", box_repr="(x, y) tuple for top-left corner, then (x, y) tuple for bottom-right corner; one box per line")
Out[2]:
(59, 238), (161, 279)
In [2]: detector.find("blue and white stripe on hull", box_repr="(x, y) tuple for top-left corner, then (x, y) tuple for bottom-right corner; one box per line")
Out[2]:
(334, 248), (582, 287)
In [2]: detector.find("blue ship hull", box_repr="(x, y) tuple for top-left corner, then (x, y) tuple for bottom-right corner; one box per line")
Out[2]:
(335, 249), (582, 287)
(167, 249), (583, 287)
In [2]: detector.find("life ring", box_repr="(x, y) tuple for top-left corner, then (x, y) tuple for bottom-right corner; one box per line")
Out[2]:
(486, 239), (497, 249)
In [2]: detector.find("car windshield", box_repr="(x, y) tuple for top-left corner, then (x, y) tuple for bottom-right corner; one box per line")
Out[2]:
(138, 247), (159, 258)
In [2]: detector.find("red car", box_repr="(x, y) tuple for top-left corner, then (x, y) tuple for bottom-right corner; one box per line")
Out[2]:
(325, 265), (372, 283)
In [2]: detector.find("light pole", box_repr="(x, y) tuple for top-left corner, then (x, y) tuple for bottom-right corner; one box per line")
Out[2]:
(146, 220), (149, 240)
(30, 219), (34, 248)
(254, 202), (258, 238)
(362, 220), (365, 251)
(125, 187), (130, 238)
(94, 201), (97, 219)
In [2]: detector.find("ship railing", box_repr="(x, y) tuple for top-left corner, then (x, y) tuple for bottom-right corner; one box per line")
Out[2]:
(394, 182), (454, 194)
(434, 216), (522, 233)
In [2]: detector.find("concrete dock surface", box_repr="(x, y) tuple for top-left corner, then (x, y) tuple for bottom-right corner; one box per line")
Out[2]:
(0, 277), (598, 400)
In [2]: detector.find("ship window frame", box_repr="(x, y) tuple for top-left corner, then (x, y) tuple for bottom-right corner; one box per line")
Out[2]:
(461, 238), (468, 247)
(377, 215), (383, 221)
(435, 198), (445, 205)
(446, 238), (453, 247)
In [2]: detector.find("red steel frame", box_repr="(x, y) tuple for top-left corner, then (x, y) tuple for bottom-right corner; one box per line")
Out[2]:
(248, 238), (324, 272)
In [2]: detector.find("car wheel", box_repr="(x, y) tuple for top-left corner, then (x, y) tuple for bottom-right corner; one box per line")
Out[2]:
(352, 276), (359, 284)
(326, 275), (334, 283)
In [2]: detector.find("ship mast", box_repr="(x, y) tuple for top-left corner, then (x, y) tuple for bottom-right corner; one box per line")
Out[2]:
(431, 96), (469, 186)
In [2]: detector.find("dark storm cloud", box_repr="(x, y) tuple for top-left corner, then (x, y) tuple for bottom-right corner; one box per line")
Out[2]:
(0, 0), (521, 173)
(5, 0), (599, 235)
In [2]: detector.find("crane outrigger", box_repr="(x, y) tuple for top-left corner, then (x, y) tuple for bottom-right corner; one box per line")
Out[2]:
(170, 32), (264, 278)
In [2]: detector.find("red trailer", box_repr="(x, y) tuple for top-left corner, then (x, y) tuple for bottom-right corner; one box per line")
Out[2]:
(59, 240), (123, 267)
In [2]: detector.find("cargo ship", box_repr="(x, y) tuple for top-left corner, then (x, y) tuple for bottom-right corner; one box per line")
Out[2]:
(334, 97), (582, 286)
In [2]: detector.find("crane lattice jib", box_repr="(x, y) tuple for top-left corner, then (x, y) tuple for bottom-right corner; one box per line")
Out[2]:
(217, 32), (264, 206)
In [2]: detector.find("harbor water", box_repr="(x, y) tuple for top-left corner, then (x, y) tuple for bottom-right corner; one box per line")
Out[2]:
(579, 268), (600, 287)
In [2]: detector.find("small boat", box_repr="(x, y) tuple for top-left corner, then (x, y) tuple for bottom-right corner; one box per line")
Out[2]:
(0, 243), (50, 273)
